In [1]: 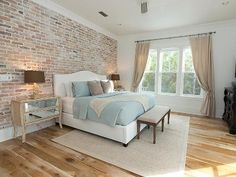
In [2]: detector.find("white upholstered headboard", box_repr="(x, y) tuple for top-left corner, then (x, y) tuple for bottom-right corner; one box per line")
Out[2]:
(53, 71), (107, 97)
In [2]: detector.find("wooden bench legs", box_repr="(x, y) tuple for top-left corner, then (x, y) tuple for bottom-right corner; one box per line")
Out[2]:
(137, 110), (171, 144)
(137, 121), (163, 144)
(161, 118), (164, 132)
(153, 125), (156, 144)
(137, 122), (141, 140)
(167, 110), (170, 124)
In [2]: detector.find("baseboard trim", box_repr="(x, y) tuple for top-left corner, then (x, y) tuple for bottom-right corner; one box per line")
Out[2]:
(172, 111), (221, 119)
(0, 120), (55, 143)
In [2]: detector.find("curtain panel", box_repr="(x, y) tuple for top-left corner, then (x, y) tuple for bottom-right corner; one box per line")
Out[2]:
(190, 35), (216, 117)
(131, 42), (150, 92)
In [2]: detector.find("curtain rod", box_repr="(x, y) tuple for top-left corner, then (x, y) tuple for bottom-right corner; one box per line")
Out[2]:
(135, 31), (216, 43)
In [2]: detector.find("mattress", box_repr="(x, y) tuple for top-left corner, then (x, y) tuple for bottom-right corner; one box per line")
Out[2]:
(61, 97), (74, 114)
(62, 96), (142, 126)
(62, 92), (156, 127)
(73, 92), (156, 127)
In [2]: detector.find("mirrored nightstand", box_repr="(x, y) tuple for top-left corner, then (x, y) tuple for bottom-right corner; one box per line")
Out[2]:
(11, 96), (62, 143)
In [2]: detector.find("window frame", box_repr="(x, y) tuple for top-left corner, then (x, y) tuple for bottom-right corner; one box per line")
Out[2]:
(180, 47), (203, 98)
(157, 48), (180, 95)
(140, 45), (203, 98)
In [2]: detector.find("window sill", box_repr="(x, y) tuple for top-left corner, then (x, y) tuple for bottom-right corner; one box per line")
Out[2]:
(180, 94), (204, 99)
(157, 93), (203, 100)
(140, 91), (203, 100)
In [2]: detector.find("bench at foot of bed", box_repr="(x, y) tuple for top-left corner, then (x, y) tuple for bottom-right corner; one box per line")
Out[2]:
(137, 105), (171, 144)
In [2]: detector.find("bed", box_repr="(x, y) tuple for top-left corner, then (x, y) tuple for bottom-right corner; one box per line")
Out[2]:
(53, 71), (156, 146)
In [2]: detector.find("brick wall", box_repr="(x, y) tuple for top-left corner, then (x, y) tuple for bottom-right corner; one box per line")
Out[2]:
(0, 0), (117, 127)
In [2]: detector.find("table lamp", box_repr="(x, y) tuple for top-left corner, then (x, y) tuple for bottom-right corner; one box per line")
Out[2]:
(110, 74), (120, 89)
(24, 70), (45, 99)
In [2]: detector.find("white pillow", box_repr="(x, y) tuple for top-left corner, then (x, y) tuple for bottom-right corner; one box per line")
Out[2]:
(101, 80), (114, 93)
(64, 82), (73, 97)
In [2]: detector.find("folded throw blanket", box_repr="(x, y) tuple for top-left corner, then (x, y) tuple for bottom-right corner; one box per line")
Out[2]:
(90, 94), (150, 117)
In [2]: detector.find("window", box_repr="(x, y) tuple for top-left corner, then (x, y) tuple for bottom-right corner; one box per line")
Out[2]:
(182, 48), (201, 96)
(159, 49), (179, 94)
(140, 46), (202, 97)
(141, 49), (157, 92)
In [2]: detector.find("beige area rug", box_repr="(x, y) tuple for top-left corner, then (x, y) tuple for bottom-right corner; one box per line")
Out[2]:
(52, 115), (190, 177)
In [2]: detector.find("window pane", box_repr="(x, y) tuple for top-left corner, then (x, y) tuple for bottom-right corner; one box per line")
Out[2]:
(183, 48), (194, 72)
(161, 73), (177, 93)
(182, 48), (201, 96)
(183, 73), (201, 95)
(141, 49), (157, 92)
(160, 50), (179, 72)
(145, 49), (157, 72)
(194, 80), (201, 95)
(141, 72), (155, 92)
(183, 73), (194, 94)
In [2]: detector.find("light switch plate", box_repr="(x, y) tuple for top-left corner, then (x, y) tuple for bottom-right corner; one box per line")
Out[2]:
(0, 74), (12, 82)
(0, 64), (6, 68)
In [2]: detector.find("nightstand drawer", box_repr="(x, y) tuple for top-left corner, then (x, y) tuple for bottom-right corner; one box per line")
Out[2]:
(25, 109), (60, 124)
(25, 98), (58, 112)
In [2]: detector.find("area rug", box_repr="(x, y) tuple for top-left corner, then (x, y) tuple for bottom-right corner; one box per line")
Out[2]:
(52, 115), (189, 177)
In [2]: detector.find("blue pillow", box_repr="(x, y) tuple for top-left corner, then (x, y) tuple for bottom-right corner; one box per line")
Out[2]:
(72, 81), (91, 97)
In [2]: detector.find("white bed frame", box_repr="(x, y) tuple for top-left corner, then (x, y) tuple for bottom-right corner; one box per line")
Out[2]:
(53, 71), (146, 146)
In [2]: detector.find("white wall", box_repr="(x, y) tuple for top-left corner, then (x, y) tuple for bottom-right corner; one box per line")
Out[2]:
(117, 20), (236, 117)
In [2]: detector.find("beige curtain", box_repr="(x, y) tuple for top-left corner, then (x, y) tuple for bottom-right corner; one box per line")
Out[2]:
(190, 35), (216, 117)
(131, 42), (150, 92)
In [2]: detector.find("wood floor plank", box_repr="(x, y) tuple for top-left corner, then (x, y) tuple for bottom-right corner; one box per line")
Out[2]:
(21, 143), (107, 177)
(13, 146), (72, 177)
(185, 116), (236, 177)
(30, 134), (136, 177)
(10, 170), (32, 177)
(0, 115), (236, 177)
(0, 149), (50, 177)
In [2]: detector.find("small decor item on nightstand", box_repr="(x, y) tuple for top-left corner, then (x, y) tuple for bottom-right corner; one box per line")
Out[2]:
(110, 73), (120, 89)
(24, 70), (45, 99)
(115, 85), (125, 91)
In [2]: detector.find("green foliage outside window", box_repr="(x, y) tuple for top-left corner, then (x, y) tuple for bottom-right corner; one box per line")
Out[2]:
(183, 73), (201, 95)
(161, 73), (177, 93)
(183, 48), (201, 95)
(141, 50), (157, 91)
(142, 73), (155, 91)
(160, 50), (178, 93)
(141, 47), (201, 96)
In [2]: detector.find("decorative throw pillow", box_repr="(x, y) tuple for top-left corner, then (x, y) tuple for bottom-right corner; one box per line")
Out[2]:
(100, 80), (114, 93)
(72, 81), (91, 97)
(87, 80), (104, 96)
(64, 82), (73, 97)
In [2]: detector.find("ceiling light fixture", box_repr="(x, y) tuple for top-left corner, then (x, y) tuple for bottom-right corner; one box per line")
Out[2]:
(99, 11), (108, 17)
(141, 1), (148, 14)
(222, 0), (230, 6)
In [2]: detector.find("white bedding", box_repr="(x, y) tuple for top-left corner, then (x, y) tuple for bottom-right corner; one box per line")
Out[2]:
(61, 97), (74, 114)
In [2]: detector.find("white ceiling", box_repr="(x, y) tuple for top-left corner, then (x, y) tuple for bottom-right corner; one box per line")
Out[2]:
(51, 0), (236, 35)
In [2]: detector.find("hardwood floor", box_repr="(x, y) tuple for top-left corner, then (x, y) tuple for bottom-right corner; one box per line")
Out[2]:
(0, 116), (236, 177)
(185, 117), (236, 177)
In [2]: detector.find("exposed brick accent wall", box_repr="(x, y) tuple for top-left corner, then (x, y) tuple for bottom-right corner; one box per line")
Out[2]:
(0, 0), (117, 127)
